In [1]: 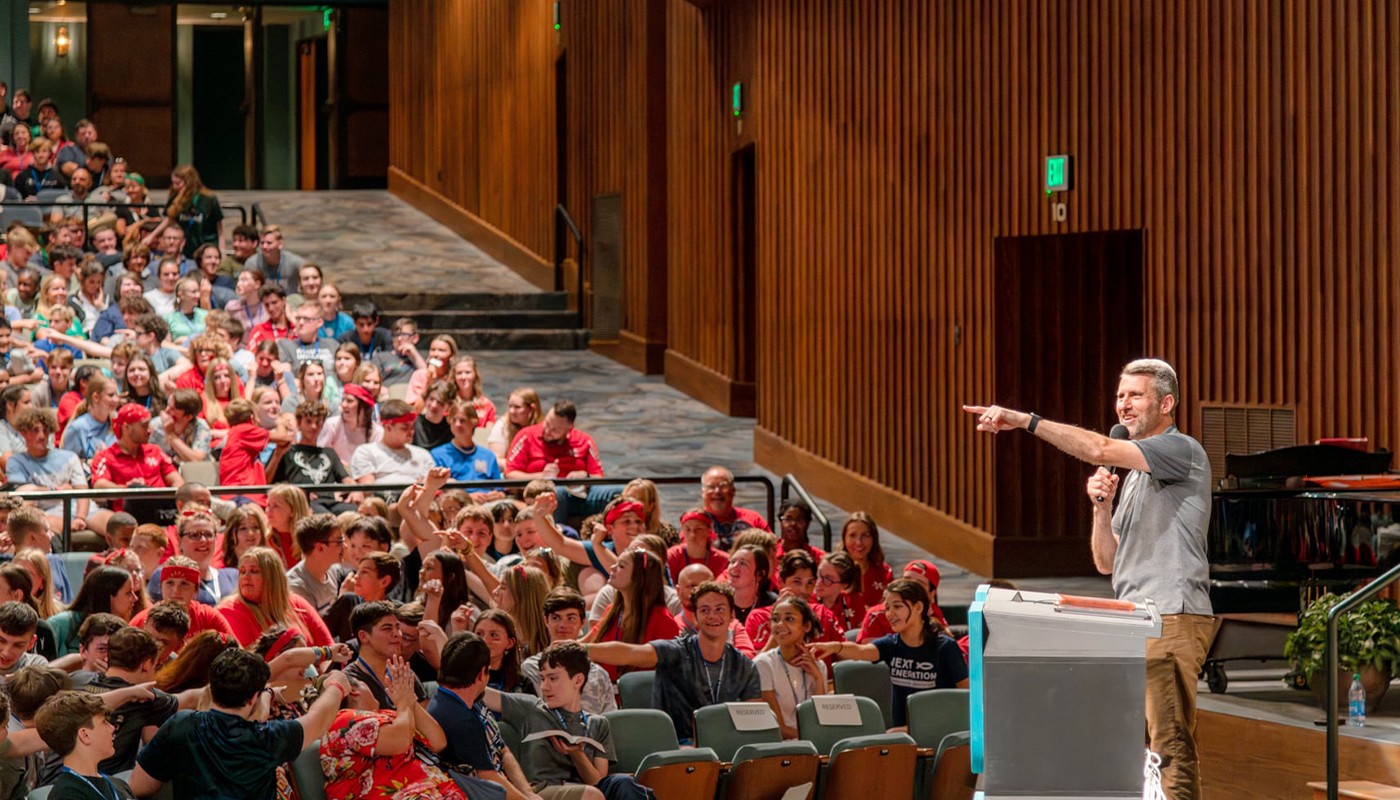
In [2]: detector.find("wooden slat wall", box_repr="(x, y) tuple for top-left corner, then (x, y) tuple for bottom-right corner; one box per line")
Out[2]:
(391, 0), (1400, 575)
(387, 0), (556, 260)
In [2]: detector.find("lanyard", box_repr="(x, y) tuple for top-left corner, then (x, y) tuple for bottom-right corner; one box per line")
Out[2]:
(28, 166), (50, 188)
(552, 707), (587, 733)
(356, 657), (394, 709)
(201, 570), (223, 603)
(685, 546), (710, 567)
(61, 767), (115, 800)
(694, 638), (725, 705)
(778, 654), (810, 711)
(243, 301), (261, 328)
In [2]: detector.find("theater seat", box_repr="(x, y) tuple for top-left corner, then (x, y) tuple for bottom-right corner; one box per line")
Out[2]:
(179, 460), (219, 486)
(906, 689), (970, 800)
(723, 741), (820, 800)
(794, 696), (886, 756)
(617, 670), (654, 709)
(635, 748), (722, 800)
(57, 552), (92, 596)
(693, 702), (782, 762)
(603, 708), (679, 774)
(832, 661), (894, 728)
(928, 731), (975, 800)
(290, 740), (328, 800)
(823, 733), (918, 800)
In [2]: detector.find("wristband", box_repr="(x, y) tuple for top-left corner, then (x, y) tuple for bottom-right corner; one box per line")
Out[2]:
(1027, 413), (1042, 434)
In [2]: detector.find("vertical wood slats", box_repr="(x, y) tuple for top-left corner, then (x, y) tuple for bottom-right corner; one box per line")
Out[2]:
(391, 0), (1400, 574)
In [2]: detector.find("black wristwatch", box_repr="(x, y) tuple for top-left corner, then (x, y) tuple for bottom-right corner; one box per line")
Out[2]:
(1027, 413), (1043, 434)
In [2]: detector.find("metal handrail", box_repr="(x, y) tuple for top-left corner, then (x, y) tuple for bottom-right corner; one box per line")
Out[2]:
(0, 200), (251, 228)
(555, 203), (584, 311)
(17, 473), (776, 551)
(780, 473), (833, 551)
(1324, 560), (1400, 799)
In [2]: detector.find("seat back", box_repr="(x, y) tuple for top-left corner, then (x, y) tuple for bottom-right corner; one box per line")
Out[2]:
(693, 703), (782, 762)
(833, 660), (894, 728)
(795, 696), (886, 756)
(637, 748), (722, 800)
(57, 552), (92, 597)
(617, 670), (655, 709)
(602, 708), (680, 774)
(290, 741), (328, 800)
(26, 787), (51, 800)
(905, 688), (969, 750)
(0, 206), (43, 229)
(825, 733), (918, 800)
(929, 732), (976, 800)
(179, 460), (220, 486)
(422, 680), (439, 701)
(725, 742), (820, 800)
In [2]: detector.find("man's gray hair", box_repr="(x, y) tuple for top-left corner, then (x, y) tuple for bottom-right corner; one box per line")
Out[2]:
(1121, 358), (1179, 410)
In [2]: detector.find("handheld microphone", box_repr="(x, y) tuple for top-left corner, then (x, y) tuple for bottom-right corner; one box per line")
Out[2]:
(1095, 424), (1131, 503)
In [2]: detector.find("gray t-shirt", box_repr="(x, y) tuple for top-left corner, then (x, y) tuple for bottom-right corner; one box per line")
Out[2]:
(1110, 426), (1213, 616)
(498, 691), (615, 787)
(286, 561), (339, 616)
(651, 636), (762, 741)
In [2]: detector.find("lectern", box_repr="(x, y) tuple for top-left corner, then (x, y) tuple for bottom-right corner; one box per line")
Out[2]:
(968, 586), (1162, 800)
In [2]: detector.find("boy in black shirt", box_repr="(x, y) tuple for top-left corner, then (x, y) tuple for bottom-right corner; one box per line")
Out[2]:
(34, 693), (137, 800)
(13, 139), (62, 199)
(271, 400), (357, 514)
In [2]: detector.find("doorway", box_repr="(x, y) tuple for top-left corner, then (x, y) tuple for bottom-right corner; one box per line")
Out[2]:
(191, 26), (245, 188)
(297, 37), (329, 189)
(992, 230), (1145, 563)
(730, 144), (757, 414)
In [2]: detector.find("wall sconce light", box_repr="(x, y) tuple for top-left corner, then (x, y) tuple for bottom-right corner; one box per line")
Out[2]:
(55, 27), (70, 57)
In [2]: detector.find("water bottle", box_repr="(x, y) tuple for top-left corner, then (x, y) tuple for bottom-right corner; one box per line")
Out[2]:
(1349, 674), (1366, 727)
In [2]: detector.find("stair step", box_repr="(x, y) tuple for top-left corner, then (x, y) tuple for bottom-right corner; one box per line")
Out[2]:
(342, 292), (569, 312)
(1309, 781), (1400, 800)
(403, 309), (581, 330)
(426, 328), (591, 350)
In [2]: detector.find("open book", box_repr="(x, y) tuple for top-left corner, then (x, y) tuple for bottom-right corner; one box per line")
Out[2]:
(521, 730), (606, 751)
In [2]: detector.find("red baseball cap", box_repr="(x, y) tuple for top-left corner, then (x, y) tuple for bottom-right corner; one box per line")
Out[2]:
(902, 559), (941, 589)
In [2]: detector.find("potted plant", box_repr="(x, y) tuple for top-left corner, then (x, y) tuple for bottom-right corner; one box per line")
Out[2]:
(1285, 591), (1400, 710)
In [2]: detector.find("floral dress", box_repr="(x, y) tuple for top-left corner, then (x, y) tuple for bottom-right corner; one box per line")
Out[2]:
(320, 709), (466, 800)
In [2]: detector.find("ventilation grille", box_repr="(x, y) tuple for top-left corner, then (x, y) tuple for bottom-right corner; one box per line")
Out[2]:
(1199, 405), (1297, 484)
(590, 193), (623, 341)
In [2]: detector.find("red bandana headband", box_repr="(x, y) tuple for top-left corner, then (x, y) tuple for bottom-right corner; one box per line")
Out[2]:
(161, 564), (201, 585)
(605, 501), (644, 527)
(113, 403), (151, 435)
(679, 510), (712, 529)
(342, 383), (376, 407)
(263, 627), (302, 663)
(382, 412), (418, 426)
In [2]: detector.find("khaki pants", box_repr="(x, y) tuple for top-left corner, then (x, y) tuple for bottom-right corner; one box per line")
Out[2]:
(538, 785), (596, 800)
(1146, 614), (1215, 800)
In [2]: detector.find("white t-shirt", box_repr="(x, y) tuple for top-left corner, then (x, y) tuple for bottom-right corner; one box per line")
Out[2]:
(755, 648), (828, 730)
(348, 441), (434, 483)
(143, 288), (177, 317)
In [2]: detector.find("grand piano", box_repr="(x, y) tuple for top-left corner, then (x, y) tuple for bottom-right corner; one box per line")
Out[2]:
(1203, 443), (1395, 692)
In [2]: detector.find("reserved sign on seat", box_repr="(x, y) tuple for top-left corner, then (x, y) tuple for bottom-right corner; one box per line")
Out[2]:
(813, 695), (862, 726)
(727, 702), (779, 730)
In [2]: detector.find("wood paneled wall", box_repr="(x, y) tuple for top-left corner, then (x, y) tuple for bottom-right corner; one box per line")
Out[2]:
(387, 0), (556, 268)
(391, 0), (1400, 576)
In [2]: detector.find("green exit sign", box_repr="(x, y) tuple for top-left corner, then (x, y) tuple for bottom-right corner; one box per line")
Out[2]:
(1045, 154), (1072, 193)
(733, 82), (743, 117)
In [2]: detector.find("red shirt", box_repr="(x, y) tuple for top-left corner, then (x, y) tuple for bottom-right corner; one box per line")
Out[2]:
(130, 600), (235, 640)
(505, 423), (603, 477)
(775, 541), (826, 563)
(220, 422), (270, 505)
(589, 604), (682, 682)
(856, 562), (895, 609)
(90, 443), (176, 512)
(473, 396), (497, 428)
(218, 593), (333, 647)
(665, 543), (729, 584)
(56, 390), (81, 443)
(820, 591), (867, 636)
(745, 600), (844, 653)
(176, 365), (245, 400)
(248, 318), (293, 348)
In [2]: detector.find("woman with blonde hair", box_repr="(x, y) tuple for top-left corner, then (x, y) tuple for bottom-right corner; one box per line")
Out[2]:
(172, 331), (234, 393)
(492, 565), (553, 658)
(13, 548), (62, 619)
(485, 387), (542, 468)
(216, 504), (269, 568)
(200, 358), (238, 437)
(217, 546), (331, 647)
(622, 478), (677, 545)
(143, 163), (224, 255)
(582, 548), (681, 682)
(61, 374), (119, 459)
(449, 355), (495, 428)
(265, 484), (311, 568)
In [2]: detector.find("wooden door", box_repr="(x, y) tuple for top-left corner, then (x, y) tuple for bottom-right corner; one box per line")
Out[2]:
(87, 4), (174, 188)
(297, 41), (318, 190)
(992, 230), (1145, 575)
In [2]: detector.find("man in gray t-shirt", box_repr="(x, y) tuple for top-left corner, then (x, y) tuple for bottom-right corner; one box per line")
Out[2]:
(965, 358), (1214, 800)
